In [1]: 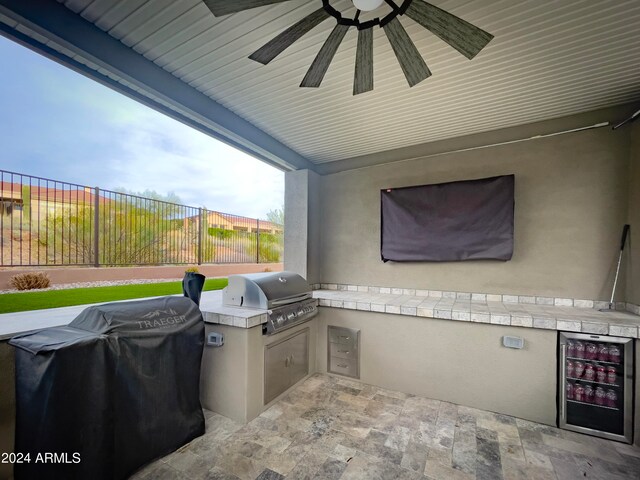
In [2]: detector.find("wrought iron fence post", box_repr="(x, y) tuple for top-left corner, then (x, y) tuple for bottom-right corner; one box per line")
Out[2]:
(198, 207), (203, 265)
(93, 186), (100, 267)
(256, 219), (260, 264)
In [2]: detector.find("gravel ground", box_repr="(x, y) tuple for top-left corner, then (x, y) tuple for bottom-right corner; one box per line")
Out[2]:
(0, 277), (183, 295)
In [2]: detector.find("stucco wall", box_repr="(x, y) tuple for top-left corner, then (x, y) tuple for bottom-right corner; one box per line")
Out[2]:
(200, 320), (318, 424)
(317, 123), (631, 301)
(628, 122), (640, 305)
(316, 309), (558, 425)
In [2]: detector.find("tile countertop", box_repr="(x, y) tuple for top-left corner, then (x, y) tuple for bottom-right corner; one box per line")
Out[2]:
(313, 290), (640, 339)
(199, 290), (268, 329)
(1, 289), (636, 340)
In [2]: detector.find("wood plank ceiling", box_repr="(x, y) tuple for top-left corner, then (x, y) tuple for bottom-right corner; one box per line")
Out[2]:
(23, 1), (640, 163)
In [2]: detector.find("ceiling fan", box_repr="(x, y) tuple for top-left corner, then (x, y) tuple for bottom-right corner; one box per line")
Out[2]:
(203, 0), (493, 95)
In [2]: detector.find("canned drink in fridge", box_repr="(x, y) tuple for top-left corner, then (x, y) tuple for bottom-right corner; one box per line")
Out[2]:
(567, 340), (576, 358)
(574, 384), (585, 402)
(575, 341), (585, 359)
(566, 381), (574, 400)
(585, 343), (598, 360)
(608, 345), (621, 364)
(597, 344), (609, 362)
(605, 389), (617, 408)
(595, 387), (606, 406)
(596, 366), (606, 383)
(574, 361), (585, 378)
(566, 360), (575, 377)
(584, 384), (595, 403)
(607, 366), (617, 384)
(584, 364), (595, 381)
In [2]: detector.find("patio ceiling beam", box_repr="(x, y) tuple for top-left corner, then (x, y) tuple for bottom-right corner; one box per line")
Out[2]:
(0, 0), (316, 173)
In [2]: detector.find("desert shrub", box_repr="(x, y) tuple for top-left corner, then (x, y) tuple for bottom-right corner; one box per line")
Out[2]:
(9, 272), (51, 290)
(208, 227), (236, 239)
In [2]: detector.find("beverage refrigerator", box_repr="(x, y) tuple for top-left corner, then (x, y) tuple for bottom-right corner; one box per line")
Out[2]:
(558, 332), (634, 443)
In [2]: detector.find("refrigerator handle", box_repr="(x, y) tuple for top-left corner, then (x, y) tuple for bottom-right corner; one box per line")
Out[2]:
(560, 344), (567, 421)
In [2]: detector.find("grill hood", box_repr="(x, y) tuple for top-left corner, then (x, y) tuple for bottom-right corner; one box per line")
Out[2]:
(223, 271), (312, 309)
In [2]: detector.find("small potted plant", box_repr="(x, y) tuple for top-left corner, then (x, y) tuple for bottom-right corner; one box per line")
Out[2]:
(182, 267), (206, 306)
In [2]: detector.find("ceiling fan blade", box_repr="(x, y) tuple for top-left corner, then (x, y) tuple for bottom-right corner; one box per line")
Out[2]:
(383, 18), (431, 87)
(249, 8), (330, 65)
(203, 0), (291, 17)
(300, 24), (350, 88)
(353, 28), (373, 95)
(405, 0), (494, 59)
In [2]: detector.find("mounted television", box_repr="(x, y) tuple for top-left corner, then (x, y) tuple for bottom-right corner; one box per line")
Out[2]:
(380, 175), (514, 262)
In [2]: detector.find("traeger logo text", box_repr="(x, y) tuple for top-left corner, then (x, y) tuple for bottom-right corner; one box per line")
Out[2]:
(137, 308), (187, 329)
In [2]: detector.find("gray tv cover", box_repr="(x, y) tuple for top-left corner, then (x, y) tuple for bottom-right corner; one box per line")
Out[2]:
(381, 175), (514, 262)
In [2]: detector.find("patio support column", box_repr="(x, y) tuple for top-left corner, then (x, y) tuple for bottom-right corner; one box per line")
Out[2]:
(284, 169), (321, 284)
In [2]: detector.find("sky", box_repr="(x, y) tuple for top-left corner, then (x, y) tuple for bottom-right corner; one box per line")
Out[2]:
(0, 36), (284, 219)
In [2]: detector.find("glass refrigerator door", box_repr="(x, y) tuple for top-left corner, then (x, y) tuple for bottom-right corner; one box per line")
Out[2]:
(559, 332), (634, 443)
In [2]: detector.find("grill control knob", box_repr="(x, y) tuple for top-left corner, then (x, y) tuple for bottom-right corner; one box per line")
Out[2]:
(276, 315), (285, 324)
(287, 311), (296, 321)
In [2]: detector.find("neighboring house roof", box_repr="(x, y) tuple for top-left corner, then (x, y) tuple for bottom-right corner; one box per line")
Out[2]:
(203, 211), (282, 231)
(1, 181), (279, 229)
(0, 181), (108, 204)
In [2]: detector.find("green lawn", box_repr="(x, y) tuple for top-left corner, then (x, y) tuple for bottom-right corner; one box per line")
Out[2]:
(0, 278), (228, 314)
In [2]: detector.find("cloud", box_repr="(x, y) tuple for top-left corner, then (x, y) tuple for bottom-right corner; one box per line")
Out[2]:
(102, 106), (285, 217)
(0, 37), (284, 219)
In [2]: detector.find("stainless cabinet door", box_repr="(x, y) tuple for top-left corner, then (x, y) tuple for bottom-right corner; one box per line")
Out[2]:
(287, 329), (309, 389)
(265, 336), (294, 404)
(264, 328), (309, 404)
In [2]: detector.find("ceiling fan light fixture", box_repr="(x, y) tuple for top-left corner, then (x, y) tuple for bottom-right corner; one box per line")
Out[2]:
(352, 0), (384, 12)
(208, 0), (494, 94)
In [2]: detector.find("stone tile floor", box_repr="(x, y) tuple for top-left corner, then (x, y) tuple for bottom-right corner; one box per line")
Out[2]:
(132, 374), (640, 480)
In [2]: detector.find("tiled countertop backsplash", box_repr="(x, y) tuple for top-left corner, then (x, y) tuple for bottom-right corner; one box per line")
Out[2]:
(312, 286), (640, 339)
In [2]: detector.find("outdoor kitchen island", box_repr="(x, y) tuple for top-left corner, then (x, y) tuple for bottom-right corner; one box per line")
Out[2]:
(198, 287), (640, 438)
(198, 289), (319, 425)
(308, 286), (640, 446)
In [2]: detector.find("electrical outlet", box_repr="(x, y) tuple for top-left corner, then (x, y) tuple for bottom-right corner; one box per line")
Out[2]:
(207, 332), (224, 347)
(502, 336), (524, 349)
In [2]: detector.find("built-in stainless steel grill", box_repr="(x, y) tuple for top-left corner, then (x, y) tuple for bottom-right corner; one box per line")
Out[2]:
(223, 271), (318, 335)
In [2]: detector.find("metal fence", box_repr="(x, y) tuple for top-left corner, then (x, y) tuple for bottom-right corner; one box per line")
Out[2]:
(0, 170), (283, 267)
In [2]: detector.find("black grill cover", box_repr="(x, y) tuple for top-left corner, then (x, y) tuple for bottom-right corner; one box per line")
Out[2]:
(9, 296), (205, 480)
